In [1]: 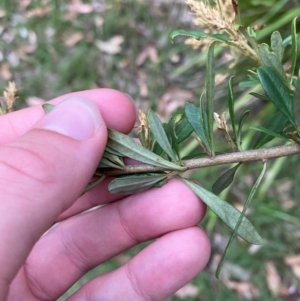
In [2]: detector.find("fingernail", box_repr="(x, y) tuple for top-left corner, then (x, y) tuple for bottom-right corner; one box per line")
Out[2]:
(40, 97), (103, 140)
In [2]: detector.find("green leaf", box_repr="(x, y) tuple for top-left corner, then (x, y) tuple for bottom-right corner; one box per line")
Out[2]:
(181, 179), (263, 245)
(216, 162), (267, 278)
(237, 110), (250, 150)
(185, 102), (211, 153)
(249, 92), (270, 101)
(291, 17), (298, 83)
(293, 71), (300, 130)
(109, 173), (168, 194)
(169, 29), (233, 45)
(239, 26), (259, 55)
(228, 76), (237, 146)
(238, 79), (260, 88)
(271, 31), (283, 62)
(200, 93), (210, 145)
(148, 110), (177, 162)
(98, 152), (125, 170)
(98, 157), (122, 169)
(282, 35), (292, 47)
(104, 146), (125, 157)
(153, 178), (168, 188)
(257, 66), (296, 127)
(251, 125), (288, 140)
(42, 103), (55, 113)
(259, 43), (286, 81)
(107, 129), (186, 171)
(247, 26), (257, 39)
(206, 42), (216, 155)
(212, 163), (241, 195)
(168, 115), (181, 160)
(175, 117), (194, 143)
(238, 73), (260, 89)
(253, 111), (288, 149)
(83, 175), (106, 194)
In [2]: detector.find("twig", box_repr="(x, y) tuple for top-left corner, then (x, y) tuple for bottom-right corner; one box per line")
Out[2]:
(97, 143), (300, 176)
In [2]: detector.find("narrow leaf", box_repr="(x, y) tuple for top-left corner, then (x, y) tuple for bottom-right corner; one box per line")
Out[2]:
(42, 103), (55, 113)
(271, 31), (283, 62)
(239, 26), (259, 55)
(148, 110), (177, 162)
(212, 163), (241, 195)
(237, 110), (250, 150)
(282, 35), (292, 48)
(98, 158), (122, 169)
(104, 146), (125, 157)
(169, 29), (233, 45)
(83, 175), (105, 194)
(291, 17), (298, 83)
(206, 42), (216, 155)
(181, 152), (208, 160)
(107, 129), (186, 171)
(250, 92), (270, 101)
(228, 76), (237, 146)
(216, 162), (267, 278)
(257, 66), (296, 127)
(185, 102), (211, 152)
(200, 93), (210, 146)
(293, 71), (300, 130)
(181, 179), (263, 245)
(175, 117), (194, 143)
(253, 111), (288, 149)
(109, 173), (167, 194)
(168, 115), (181, 160)
(103, 151), (124, 165)
(259, 43), (286, 81)
(98, 152), (124, 170)
(250, 125), (288, 140)
(239, 77), (260, 88)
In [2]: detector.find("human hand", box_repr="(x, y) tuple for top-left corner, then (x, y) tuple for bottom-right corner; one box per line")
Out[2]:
(0, 89), (210, 301)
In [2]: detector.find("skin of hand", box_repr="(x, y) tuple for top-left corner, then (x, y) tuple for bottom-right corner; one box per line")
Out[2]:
(0, 89), (211, 301)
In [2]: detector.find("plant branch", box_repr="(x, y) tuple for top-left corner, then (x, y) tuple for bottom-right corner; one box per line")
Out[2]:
(97, 143), (300, 176)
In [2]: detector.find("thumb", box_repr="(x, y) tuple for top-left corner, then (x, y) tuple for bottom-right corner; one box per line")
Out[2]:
(0, 96), (107, 290)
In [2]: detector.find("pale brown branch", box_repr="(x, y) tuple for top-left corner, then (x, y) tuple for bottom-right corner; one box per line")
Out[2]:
(97, 143), (300, 176)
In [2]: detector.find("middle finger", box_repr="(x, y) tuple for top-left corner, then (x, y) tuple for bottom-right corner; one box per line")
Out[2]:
(15, 179), (206, 300)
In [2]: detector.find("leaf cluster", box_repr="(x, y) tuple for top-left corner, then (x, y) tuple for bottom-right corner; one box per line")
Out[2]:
(42, 7), (300, 277)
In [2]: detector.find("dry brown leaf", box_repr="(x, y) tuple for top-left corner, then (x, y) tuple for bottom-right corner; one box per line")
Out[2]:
(284, 255), (300, 279)
(135, 45), (158, 66)
(266, 261), (281, 296)
(234, 203), (253, 216)
(18, 0), (31, 10)
(224, 280), (260, 300)
(25, 96), (46, 107)
(2, 81), (18, 113)
(64, 32), (84, 47)
(0, 62), (12, 81)
(95, 36), (124, 54)
(0, 10), (6, 18)
(157, 87), (194, 117)
(175, 283), (200, 298)
(26, 6), (52, 18)
(276, 181), (295, 209)
(137, 70), (148, 97)
(18, 45), (37, 54)
(248, 244), (262, 254)
(285, 255), (300, 265)
(65, 0), (93, 19)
